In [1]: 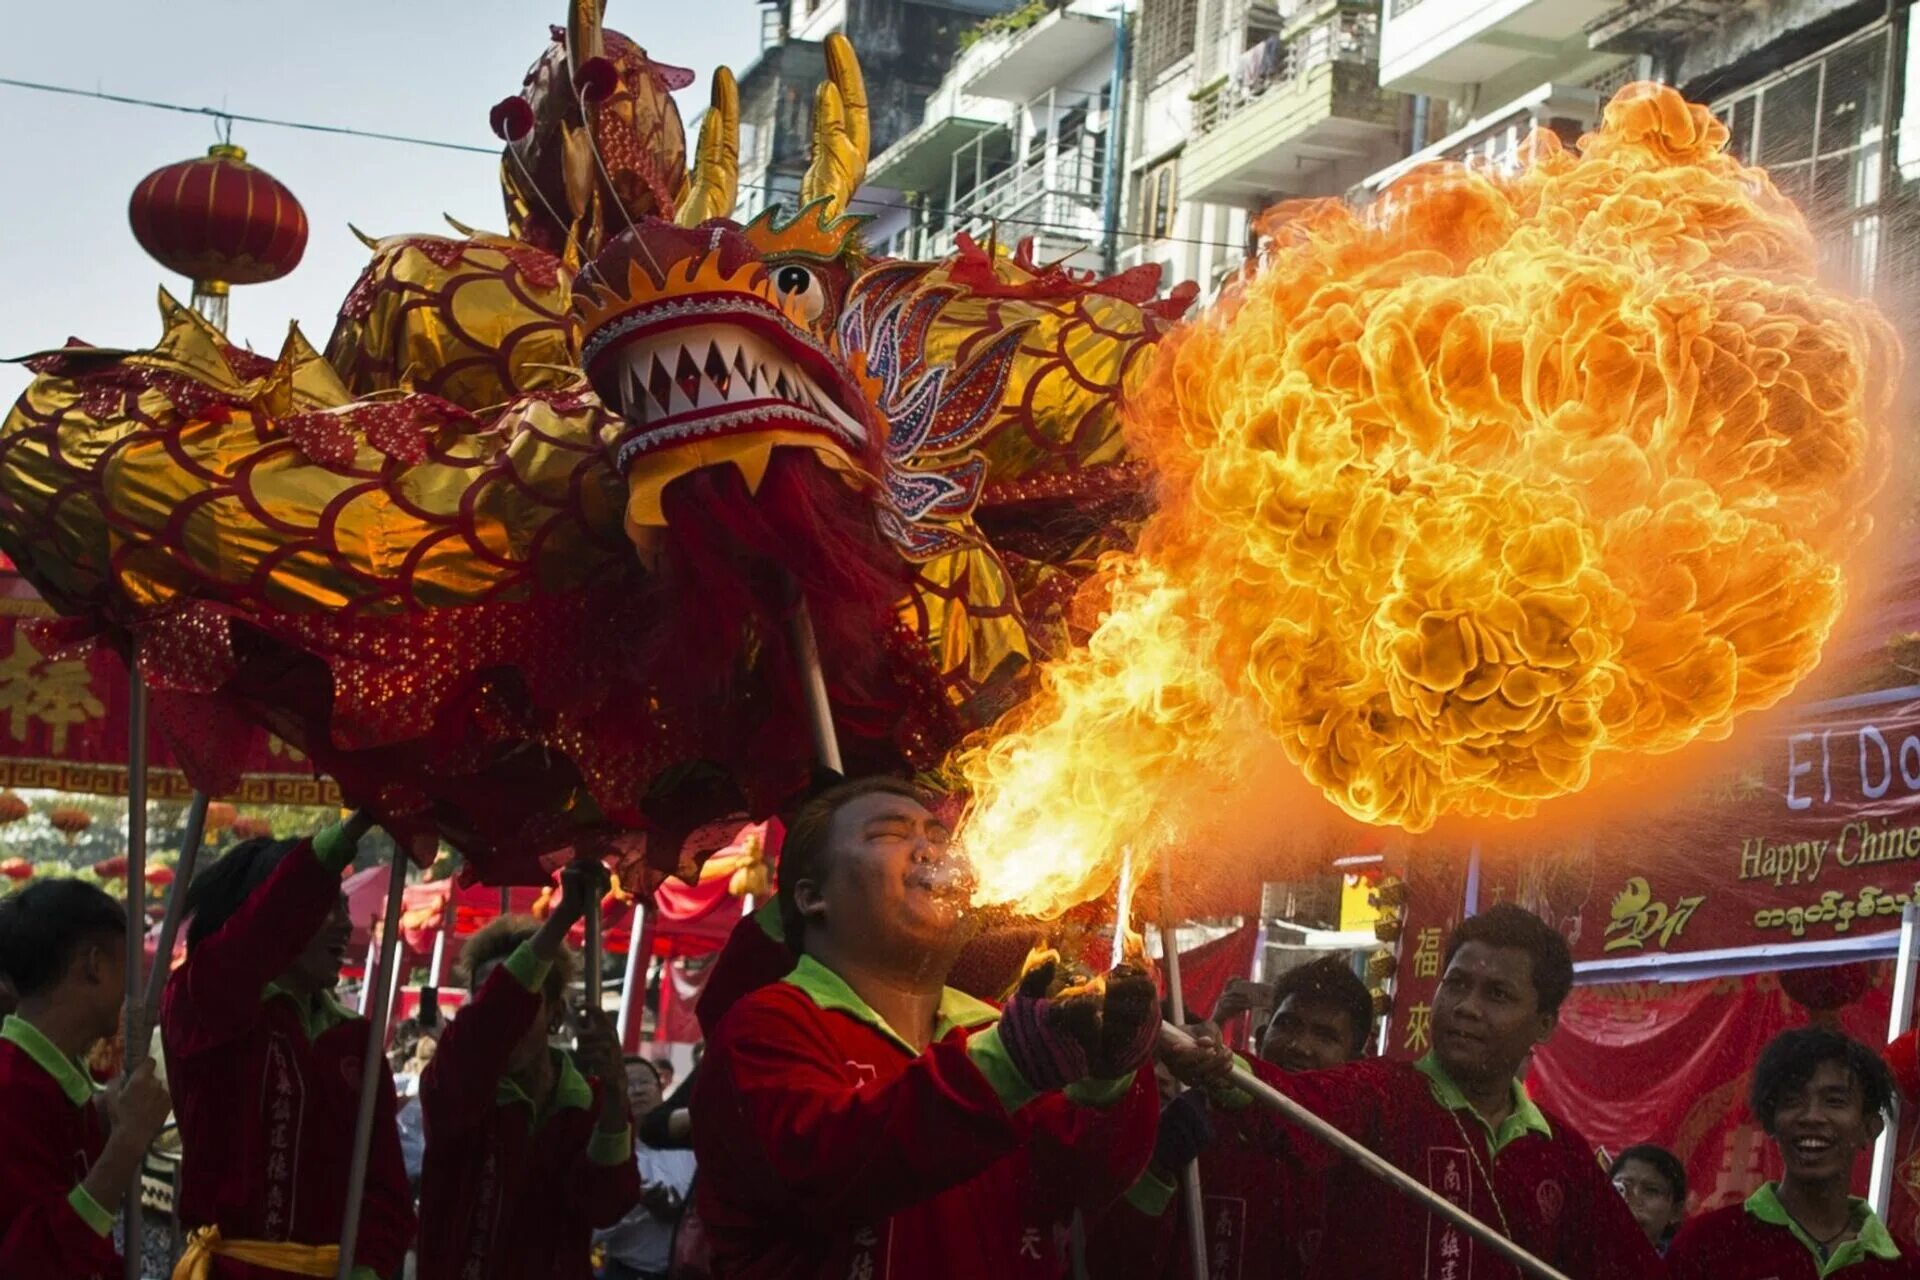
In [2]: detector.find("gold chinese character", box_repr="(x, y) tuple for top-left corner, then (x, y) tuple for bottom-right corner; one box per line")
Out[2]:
(0, 633), (102, 753)
(1411, 927), (1443, 979)
(1402, 1002), (1432, 1054)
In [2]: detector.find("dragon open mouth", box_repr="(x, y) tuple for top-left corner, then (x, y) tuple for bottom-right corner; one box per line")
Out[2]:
(591, 304), (869, 472)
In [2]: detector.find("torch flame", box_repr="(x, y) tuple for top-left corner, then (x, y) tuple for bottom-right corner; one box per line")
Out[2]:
(959, 84), (1899, 917)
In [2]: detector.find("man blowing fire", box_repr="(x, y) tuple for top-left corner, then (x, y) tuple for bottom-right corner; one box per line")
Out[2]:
(691, 776), (1161, 1279)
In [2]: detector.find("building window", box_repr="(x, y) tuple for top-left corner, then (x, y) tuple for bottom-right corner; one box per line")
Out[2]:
(1712, 23), (1890, 294)
(1137, 0), (1199, 83)
(1141, 159), (1178, 241)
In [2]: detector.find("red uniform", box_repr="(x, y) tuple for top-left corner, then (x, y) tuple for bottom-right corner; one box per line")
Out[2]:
(417, 942), (639, 1280)
(1228, 1054), (1657, 1280)
(1091, 1103), (1331, 1280)
(161, 835), (414, 1280)
(0, 1019), (117, 1279)
(1666, 1183), (1918, 1278)
(696, 901), (794, 1040)
(694, 954), (1156, 1280)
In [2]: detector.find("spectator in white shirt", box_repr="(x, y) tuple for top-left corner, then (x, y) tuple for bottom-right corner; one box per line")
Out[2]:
(595, 1056), (696, 1280)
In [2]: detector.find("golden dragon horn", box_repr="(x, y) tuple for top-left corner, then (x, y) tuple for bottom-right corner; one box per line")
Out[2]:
(567, 0), (606, 78)
(798, 33), (869, 219)
(676, 69), (741, 227)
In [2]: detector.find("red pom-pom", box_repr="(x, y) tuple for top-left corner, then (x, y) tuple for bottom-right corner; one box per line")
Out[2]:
(1781, 963), (1869, 1011)
(1888, 1029), (1920, 1103)
(576, 56), (618, 103)
(489, 96), (535, 142)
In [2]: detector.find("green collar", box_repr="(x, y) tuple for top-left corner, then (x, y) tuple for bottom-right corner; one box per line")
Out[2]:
(1415, 1053), (1552, 1155)
(782, 954), (999, 1055)
(754, 897), (786, 944)
(0, 1015), (97, 1108)
(1748, 1183), (1899, 1274)
(496, 1048), (594, 1128)
(262, 982), (356, 1043)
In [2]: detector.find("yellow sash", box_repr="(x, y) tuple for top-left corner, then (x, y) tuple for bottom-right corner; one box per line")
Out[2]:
(172, 1227), (339, 1279)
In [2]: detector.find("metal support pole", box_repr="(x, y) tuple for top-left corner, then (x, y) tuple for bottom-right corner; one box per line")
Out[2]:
(1157, 1022), (1573, 1280)
(1159, 853), (1209, 1280)
(123, 666), (149, 1280)
(336, 840), (407, 1280)
(786, 593), (844, 774)
(499, 886), (512, 917)
(1100, 3), (1130, 276)
(134, 792), (211, 1059)
(427, 893), (450, 988)
(1871, 903), (1920, 1216)
(584, 891), (604, 1010)
(616, 904), (647, 1044)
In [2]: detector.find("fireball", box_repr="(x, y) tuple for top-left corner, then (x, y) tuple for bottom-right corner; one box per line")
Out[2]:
(959, 84), (1900, 916)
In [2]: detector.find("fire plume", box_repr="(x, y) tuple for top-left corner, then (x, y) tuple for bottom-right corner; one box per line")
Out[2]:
(959, 84), (1899, 917)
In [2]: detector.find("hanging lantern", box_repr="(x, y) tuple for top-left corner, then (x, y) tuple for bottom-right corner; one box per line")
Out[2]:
(0, 792), (28, 827)
(127, 143), (308, 329)
(93, 854), (129, 880)
(204, 801), (239, 838)
(145, 864), (176, 888)
(47, 805), (93, 845)
(230, 814), (274, 842)
(0, 857), (31, 882)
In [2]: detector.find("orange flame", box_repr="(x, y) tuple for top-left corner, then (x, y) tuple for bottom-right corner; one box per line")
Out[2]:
(958, 85), (1900, 917)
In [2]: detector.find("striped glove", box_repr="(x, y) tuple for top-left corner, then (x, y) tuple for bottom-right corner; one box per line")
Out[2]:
(1093, 964), (1161, 1079)
(996, 955), (1099, 1092)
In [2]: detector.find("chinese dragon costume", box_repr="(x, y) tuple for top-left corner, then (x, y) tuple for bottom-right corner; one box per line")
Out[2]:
(0, 4), (1195, 884)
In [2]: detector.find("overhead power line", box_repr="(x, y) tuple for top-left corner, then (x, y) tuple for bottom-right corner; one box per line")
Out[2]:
(0, 74), (1254, 255)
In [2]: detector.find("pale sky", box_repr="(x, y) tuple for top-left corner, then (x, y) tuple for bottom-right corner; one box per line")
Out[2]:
(0, 0), (766, 403)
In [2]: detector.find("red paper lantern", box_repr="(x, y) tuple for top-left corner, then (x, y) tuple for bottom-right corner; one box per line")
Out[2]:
(230, 814), (274, 842)
(47, 805), (93, 845)
(204, 801), (238, 836)
(1781, 963), (1869, 1011)
(0, 792), (28, 827)
(128, 144), (308, 297)
(93, 855), (129, 880)
(145, 864), (176, 887)
(0, 858), (31, 882)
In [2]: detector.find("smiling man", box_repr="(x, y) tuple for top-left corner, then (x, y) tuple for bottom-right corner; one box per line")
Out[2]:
(691, 776), (1160, 1279)
(163, 826), (415, 1280)
(1164, 903), (1654, 1280)
(1666, 1028), (1910, 1278)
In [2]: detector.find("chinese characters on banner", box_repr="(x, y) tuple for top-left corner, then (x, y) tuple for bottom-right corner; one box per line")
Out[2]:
(0, 601), (337, 803)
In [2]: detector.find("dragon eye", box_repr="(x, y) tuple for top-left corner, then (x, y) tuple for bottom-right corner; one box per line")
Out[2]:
(771, 263), (829, 324)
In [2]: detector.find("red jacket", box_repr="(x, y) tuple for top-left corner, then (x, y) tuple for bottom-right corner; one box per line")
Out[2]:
(1230, 1055), (1657, 1280)
(161, 836), (414, 1280)
(693, 954), (1156, 1280)
(1089, 1101), (1331, 1280)
(1666, 1184), (1920, 1278)
(417, 944), (639, 1280)
(0, 1021), (118, 1279)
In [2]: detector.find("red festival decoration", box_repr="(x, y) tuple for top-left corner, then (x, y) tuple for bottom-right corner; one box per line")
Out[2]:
(128, 145), (308, 294)
(47, 805), (91, 845)
(230, 814), (274, 841)
(0, 791), (27, 827)
(92, 854), (128, 879)
(0, 857), (30, 882)
(144, 863), (175, 888)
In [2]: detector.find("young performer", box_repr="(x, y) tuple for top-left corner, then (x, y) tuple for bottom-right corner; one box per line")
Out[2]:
(1165, 904), (1656, 1280)
(163, 824), (415, 1279)
(693, 776), (1160, 1280)
(416, 858), (639, 1279)
(0, 880), (172, 1279)
(1666, 1028), (1912, 1278)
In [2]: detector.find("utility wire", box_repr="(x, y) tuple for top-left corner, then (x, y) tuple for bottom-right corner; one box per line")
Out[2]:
(0, 73), (1254, 254)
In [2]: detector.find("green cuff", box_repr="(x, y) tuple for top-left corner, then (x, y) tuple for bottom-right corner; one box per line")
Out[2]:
(311, 823), (357, 873)
(1063, 1073), (1134, 1108)
(351, 1268), (381, 1280)
(1208, 1054), (1256, 1111)
(587, 1123), (633, 1166)
(502, 941), (553, 993)
(965, 1024), (1039, 1113)
(67, 1184), (112, 1236)
(1123, 1169), (1178, 1217)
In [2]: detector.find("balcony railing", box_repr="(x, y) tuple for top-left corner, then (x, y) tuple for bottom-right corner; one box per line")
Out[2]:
(1193, 11), (1382, 135)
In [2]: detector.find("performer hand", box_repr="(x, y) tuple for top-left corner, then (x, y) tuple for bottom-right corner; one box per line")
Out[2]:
(554, 856), (612, 927)
(996, 953), (1099, 1092)
(1091, 964), (1160, 1078)
(1160, 1020), (1235, 1090)
(573, 1009), (627, 1128)
(1150, 1089), (1213, 1177)
(105, 1058), (173, 1149)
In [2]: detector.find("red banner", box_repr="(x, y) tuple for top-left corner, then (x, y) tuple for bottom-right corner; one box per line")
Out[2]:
(0, 598), (336, 803)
